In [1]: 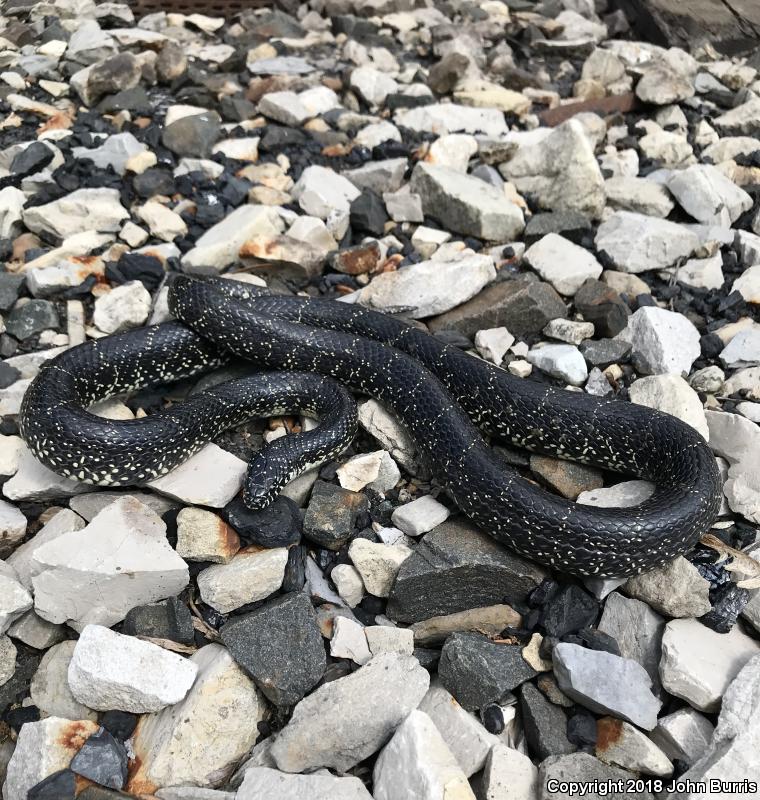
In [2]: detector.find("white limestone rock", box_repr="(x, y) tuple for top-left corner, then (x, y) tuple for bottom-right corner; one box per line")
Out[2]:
(527, 344), (588, 386)
(357, 255), (496, 318)
(596, 717), (673, 776)
(348, 538), (412, 597)
(617, 306), (701, 376)
(197, 547), (288, 614)
(650, 707), (714, 767)
(148, 443), (247, 507)
(544, 319), (595, 346)
(390, 495), (449, 537)
(395, 103), (508, 138)
(0, 186), (25, 238)
(68, 624), (198, 713)
(705, 409), (760, 466)
(659, 618), (760, 711)
(628, 375), (708, 439)
(30, 497), (188, 629)
(259, 91), (311, 126)
(373, 709), (475, 800)
(500, 120), (605, 219)
(624, 556), (711, 618)
(365, 625), (414, 657)
(2, 717), (99, 800)
(270, 652), (430, 772)
(481, 744), (538, 800)
(176, 507), (240, 564)
(292, 165), (361, 219)
(130, 644), (266, 790)
(595, 211), (699, 273)
(22, 188), (128, 239)
(666, 653), (760, 799)
(330, 616), (371, 665)
(350, 66), (398, 107)
(667, 165), (752, 226)
(410, 162), (525, 241)
(524, 233), (602, 296)
(236, 768), (373, 800)
(72, 132), (146, 176)
(337, 451), (400, 494)
(0, 568), (32, 636)
(720, 328), (760, 368)
(93, 280), (152, 333)
(137, 200), (188, 242)
(671, 253), (725, 291)
(475, 327), (515, 364)
(426, 134), (478, 173)
(418, 679), (499, 777)
(331, 563), (365, 608)
(181, 205), (283, 273)
(2, 444), (89, 503)
(30, 640), (97, 721)
(357, 399), (419, 474)
(0, 500), (26, 558)
(604, 176), (674, 218)
(0, 435), (22, 478)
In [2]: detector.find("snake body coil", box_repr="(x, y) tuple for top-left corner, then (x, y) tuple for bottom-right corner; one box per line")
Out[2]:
(19, 276), (721, 578)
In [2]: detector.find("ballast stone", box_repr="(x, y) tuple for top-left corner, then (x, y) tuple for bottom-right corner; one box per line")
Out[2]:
(527, 344), (588, 386)
(617, 306), (701, 376)
(237, 768), (373, 800)
(22, 188), (129, 239)
(410, 162), (525, 241)
(30, 497), (188, 629)
(68, 624), (198, 713)
(667, 164), (752, 226)
(628, 375), (709, 439)
(523, 234), (602, 296)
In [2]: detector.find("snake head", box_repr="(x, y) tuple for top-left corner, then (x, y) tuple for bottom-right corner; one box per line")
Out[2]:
(243, 452), (289, 511)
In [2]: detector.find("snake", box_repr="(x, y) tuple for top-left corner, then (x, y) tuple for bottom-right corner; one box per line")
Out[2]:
(19, 275), (722, 578)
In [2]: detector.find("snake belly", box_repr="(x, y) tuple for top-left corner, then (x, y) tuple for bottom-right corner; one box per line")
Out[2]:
(19, 276), (721, 578)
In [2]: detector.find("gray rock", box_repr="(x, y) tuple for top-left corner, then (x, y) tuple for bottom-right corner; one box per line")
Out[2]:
(595, 717), (673, 776)
(650, 707), (714, 767)
(5, 300), (59, 340)
(714, 95), (760, 137)
(554, 643), (662, 730)
(70, 727), (128, 790)
(636, 61), (694, 105)
(539, 753), (655, 800)
(666, 653), (760, 799)
(500, 120), (605, 219)
(348, 538), (411, 598)
(162, 112), (221, 158)
(409, 163), (524, 241)
(595, 212), (699, 274)
(387, 519), (546, 623)
(30, 640), (96, 722)
(520, 681), (576, 760)
(628, 375), (708, 438)
(428, 278), (567, 338)
(220, 592), (325, 707)
(237, 768), (373, 800)
(617, 306), (701, 376)
(667, 165), (752, 226)
(659, 618), (760, 712)
(269, 652), (430, 772)
(705, 409), (760, 466)
(604, 176), (675, 218)
(438, 632), (537, 711)
(72, 133), (146, 176)
(720, 328), (760, 368)
(598, 592), (664, 692)
(344, 158), (407, 195)
(623, 557), (711, 618)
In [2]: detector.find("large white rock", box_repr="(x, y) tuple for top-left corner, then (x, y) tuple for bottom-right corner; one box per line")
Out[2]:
(31, 497), (188, 629)
(373, 709), (475, 800)
(259, 91), (311, 126)
(137, 200), (188, 242)
(500, 120), (605, 219)
(666, 654), (760, 799)
(336, 451), (400, 494)
(595, 717), (673, 776)
(357, 399), (419, 474)
(181, 205), (283, 273)
(733, 265), (760, 303)
(237, 768), (373, 800)
(129, 644), (266, 791)
(350, 66), (398, 107)
(595, 211), (700, 274)
(148, 443), (247, 507)
(2, 717), (99, 800)
(22, 188), (128, 239)
(650, 707), (714, 767)
(659, 618), (760, 712)
(671, 253), (725, 291)
(524, 233), (602, 296)
(628, 375), (709, 439)
(617, 306), (701, 376)
(667, 165), (752, 226)
(624, 557), (711, 618)
(418, 679), (500, 777)
(604, 176), (674, 218)
(30, 640), (97, 721)
(394, 103), (508, 138)
(68, 624), (199, 713)
(292, 165), (361, 219)
(720, 328), (760, 368)
(409, 162), (524, 242)
(197, 547), (288, 613)
(270, 652), (430, 772)
(391, 495), (450, 537)
(705, 409), (760, 466)
(72, 132), (146, 176)
(330, 616), (371, 665)
(357, 255), (496, 318)
(481, 744), (538, 800)
(0, 567), (32, 636)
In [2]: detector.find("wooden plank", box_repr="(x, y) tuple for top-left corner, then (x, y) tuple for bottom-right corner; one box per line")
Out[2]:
(618, 0), (760, 54)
